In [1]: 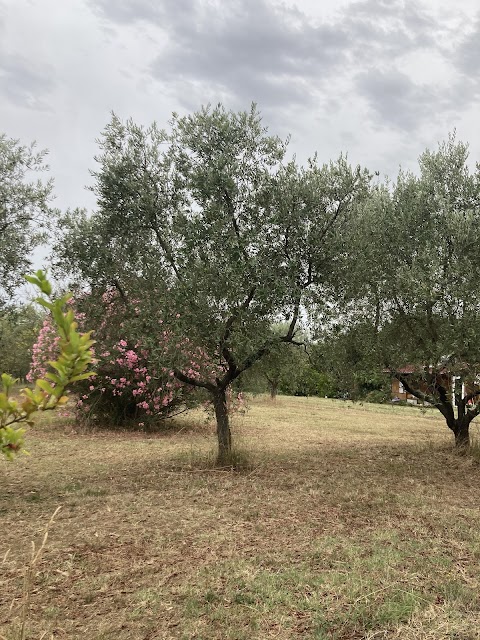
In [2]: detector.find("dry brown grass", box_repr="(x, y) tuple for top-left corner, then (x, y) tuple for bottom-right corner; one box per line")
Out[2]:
(2, 396), (480, 639)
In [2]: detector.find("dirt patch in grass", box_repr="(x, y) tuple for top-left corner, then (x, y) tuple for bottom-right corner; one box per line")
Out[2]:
(2, 396), (480, 639)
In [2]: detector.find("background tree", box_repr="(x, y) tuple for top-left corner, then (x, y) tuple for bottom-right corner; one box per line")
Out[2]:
(342, 135), (480, 446)
(245, 341), (308, 400)
(243, 324), (312, 399)
(0, 303), (43, 381)
(0, 134), (55, 305)
(312, 323), (389, 401)
(54, 104), (371, 462)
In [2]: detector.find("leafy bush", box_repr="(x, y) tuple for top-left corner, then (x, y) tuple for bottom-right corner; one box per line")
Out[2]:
(364, 390), (389, 404)
(0, 304), (43, 381)
(294, 368), (335, 397)
(30, 289), (215, 428)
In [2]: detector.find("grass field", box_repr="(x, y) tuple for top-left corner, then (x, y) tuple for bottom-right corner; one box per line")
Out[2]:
(2, 396), (480, 639)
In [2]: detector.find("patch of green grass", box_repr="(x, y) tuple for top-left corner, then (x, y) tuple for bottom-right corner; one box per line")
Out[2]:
(63, 481), (83, 492)
(24, 490), (43, 502)
(43, 605), (63, 618)
(83, 487), (109, 497)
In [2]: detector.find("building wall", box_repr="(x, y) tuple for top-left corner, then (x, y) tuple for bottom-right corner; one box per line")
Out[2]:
(391, 373), (474, 406)
(391, 378), (414, 401)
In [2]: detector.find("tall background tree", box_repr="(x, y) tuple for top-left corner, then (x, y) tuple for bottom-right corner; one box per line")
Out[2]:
(338, 135), (480, 446)
(0, 304), (43, 381)
(243, 338), (309, 400)
(0, 134), (55, 305)
(54, 104), (371, 461)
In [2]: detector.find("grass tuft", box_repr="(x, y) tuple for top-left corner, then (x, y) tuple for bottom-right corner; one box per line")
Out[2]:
(172, 443), (256, 472)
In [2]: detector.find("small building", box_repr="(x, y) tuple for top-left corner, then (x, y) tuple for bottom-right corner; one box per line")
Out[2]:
(389, 365), (470, 407)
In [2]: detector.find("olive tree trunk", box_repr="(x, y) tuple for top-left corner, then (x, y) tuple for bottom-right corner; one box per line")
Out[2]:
(397, 376), (477, 449)
(212, 388), (232, 463)
(439, 399), (474, 449)
(269, 382), (278, 401)
(453, 419), (470, 448)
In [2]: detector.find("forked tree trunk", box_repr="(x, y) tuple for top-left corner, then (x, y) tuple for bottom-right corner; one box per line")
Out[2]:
(397, 376), (475, 449)
(264, 374), (278, 401)
(213, 388), (232, 463)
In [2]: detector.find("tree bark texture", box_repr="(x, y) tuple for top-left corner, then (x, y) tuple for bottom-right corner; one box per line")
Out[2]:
(269, 383), (278, 401)
(213, 388), (232, 463)
(452, 418), (471, 448)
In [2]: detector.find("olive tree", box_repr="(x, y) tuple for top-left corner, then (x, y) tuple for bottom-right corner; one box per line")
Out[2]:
(343, 135), (480, 446)
(244, 324), (311, 399)
(0, 134), (55, 304)
(0, 303), (42, 381)
(55, 105), (370, 462)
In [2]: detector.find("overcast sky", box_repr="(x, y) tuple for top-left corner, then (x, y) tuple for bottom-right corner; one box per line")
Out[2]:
(1, 0), (479, 216)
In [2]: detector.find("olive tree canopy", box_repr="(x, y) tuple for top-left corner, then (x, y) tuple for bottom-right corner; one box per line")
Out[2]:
(339, 135), (480, 446)
(55, 104), (371, 460)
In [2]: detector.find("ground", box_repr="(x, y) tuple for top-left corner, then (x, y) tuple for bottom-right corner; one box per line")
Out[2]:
(2, 396), (480, 639)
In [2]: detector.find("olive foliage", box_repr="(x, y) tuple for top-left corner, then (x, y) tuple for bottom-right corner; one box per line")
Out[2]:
(55, 105), (371, 460)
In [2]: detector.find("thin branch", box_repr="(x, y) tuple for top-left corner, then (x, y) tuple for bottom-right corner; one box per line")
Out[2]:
(315, 180), (358, 249)
(237, 344), (271, 376)
(218, 286), (256, 374)
(223, 189), (250, 263)
(281, 297), (301, 343)
(112, 279), (128, 304)
(221, 288), (256, 343)
(151, 225), (182, 280)
(173, 369), (216, 392)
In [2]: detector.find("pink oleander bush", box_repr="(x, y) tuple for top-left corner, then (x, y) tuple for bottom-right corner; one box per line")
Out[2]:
(28, 289), (217, 428)
(27, 318), (60, 383)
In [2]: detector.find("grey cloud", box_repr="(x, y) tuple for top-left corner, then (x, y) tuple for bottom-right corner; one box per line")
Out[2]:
(350, 0), (434, 33)
(452, 13), (480, 93)
(342, 0), (438, 63)
(89, 0), (197, 31)
(355, 68), (445, 131)
(0, 53), (56, 111)
(162, 0), (350, 110)
(342, 1), (465, 132)
(88, 0), (163, 23)
(87, 0), (472, 130)
(89, 0), (351, 109)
